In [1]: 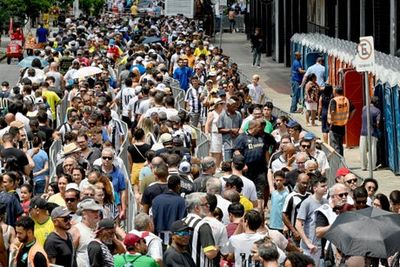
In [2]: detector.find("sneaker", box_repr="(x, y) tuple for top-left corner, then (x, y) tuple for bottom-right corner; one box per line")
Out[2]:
(257, 66), (261, 69)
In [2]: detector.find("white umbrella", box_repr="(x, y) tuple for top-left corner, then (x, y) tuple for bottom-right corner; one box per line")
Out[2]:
(72, 66), (103, 79)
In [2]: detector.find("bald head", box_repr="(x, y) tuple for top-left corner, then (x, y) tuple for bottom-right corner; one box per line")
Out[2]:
(151, 156), (165, 168)
(223, 189), (240, 203)
(4, 113), (15, 124)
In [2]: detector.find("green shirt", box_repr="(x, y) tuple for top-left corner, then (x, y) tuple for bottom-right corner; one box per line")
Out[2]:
(242, 119), (274, 134)
(114, 253), (159, 267)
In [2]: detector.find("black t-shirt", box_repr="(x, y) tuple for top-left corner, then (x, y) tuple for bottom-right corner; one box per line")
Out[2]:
(16, 241), (48, 267)
(38, 125), (54, 152)
(285, 169), (302, 190)
(87, 240), (114, 267)
(315, 210), (329, 258)
(128, 143), (151, 163)
(164, 246), (195, 267)
(1, 147), (29, 170)
(44, 232), (76, 267)
(141, 183), (169, 206)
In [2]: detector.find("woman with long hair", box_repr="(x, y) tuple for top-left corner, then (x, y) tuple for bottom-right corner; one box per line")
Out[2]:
(305, 73), (319, 126)
(139, 117), (157, 146)
(271, 116), (289, 143)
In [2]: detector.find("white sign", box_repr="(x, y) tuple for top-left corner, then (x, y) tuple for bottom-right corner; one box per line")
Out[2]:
(164, 0), (195, 18)
(355, 36), (375, 72)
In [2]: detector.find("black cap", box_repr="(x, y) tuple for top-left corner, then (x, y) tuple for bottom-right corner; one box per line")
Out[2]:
(29, 196), (48, 210)
(170, 220), (191, 232)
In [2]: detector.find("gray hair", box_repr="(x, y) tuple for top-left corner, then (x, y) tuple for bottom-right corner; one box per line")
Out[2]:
(296, 152), (309, 162)
(206, 178), (222, 194)
(201, 156), (216, 170)
(329, 183), (348, 196)
(186, 192), (206, 212)
(102, 147), (115, 157)
(305, 159), (318, 169)
(134, 212), (152, 231)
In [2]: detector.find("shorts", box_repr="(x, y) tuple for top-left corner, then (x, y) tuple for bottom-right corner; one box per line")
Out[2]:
(305, 101), (317, 111)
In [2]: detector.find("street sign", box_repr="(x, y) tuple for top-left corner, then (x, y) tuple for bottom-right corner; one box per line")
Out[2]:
(355, 36), (375, 72)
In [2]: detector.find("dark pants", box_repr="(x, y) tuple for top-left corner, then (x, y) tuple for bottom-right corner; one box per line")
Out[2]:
(329, 131), (344, 156)
(121, 115), (132, 129)
(34, 180), (46, 196)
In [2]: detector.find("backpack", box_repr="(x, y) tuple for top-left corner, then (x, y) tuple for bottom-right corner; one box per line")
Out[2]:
(123, 254), (142, 267)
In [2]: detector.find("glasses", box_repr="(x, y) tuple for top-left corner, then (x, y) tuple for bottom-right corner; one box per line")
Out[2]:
(65, 198), (77, 203)
(345, 178), (357, 184)
(88, 122), (96, 126)
(59, 216), (72, 222)
(174, 231), (192, 236)
(302, 145), (311, 149)
(102, 156), (113, 161)
(296, 161), (305, 165)
(336, 192), (349, 198)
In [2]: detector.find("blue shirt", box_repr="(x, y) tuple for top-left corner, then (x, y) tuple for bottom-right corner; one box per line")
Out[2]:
(361, 105), (381, 137)
(131, 64), (145, 75)
(109, 166), (126, 193)
(291, 59), (303, 82)
(173, 67), (193, 91)
(152, 191), (186, 233)
(30, 149), (49, 182)
(36, 27), (48, 43)
(305, 63), (326, 86)
(269, 188), (289, 230)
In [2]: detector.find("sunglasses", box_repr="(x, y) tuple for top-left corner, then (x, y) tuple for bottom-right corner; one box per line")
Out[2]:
(60, 216), (72, 222)
(102, 156), (113, 160)
(345, 178), (357, 184)
(336, 192), (349, 198)
(302, 145), (311, 149)
(174, 231), (192, 236)
(65, 198), (77, 203)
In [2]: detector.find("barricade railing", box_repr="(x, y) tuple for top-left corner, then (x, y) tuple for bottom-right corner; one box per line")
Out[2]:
(117, 121), (136, 232)
(48, 139), (62, 183)
(170, 79), (186, 111)
(56, 94), (68, 128)
(194, 127), (210, 159)
(221, 15), (245, 32)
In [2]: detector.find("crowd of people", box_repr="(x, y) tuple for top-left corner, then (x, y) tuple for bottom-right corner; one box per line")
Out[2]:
(0, 1), (399, 267)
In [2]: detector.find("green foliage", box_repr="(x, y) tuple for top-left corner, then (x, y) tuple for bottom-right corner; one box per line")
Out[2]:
(80, 0), (105, 16)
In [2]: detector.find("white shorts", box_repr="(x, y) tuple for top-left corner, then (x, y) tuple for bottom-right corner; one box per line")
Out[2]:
(305, 102), (318, 111)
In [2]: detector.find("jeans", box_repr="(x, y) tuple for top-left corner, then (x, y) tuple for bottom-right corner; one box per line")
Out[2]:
(223, 146), (233, 161)
(290, 80), (302, 112)
(229, 19), (236, 32)
(34, 180), (46, 195)
(252, 50), (261, 66)
(329, 131), (344, 156)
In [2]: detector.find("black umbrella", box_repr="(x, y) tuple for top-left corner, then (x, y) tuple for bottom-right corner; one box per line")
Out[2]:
(141, 36), (162, 44)
(324, 207), (400, 258)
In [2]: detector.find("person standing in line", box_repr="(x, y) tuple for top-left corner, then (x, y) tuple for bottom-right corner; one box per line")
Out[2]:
(228, 8), (236, 33)
(44, 206), (76, 266)
(14, 216), (49, 267)
(359, 96), (381, 171)
(318, 84), (333, 143)
(247, 75), (265, 105)
(304, 74), (319, 127)
(251, 28), (263, 68)
(290, 52), (305, 113)
(163, 220), (196, 267)
(301, 57), (326, 89)
(327, 87), (356, 156)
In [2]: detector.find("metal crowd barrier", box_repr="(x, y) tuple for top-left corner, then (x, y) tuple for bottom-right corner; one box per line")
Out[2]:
(170, 79), (186, 111)
(48, 139), (62, 183)
(221, 15), (245, 32)
(117, 120), (136, 232)
(56, 95), (68, 128)
(194, 127), (210, 159)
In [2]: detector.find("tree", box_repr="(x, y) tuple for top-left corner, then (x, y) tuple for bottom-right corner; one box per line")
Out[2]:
(80, 0), (105, 16)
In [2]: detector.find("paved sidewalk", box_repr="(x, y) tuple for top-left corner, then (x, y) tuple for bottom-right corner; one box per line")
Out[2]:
(219, 32), (400, 196)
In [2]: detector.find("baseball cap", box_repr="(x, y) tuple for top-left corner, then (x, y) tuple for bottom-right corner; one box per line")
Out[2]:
(159, 133), (173, 144)
(66, 183), (80, 192)
(96, 218), (115, 231)
(76, 198), (103, 215)
(303, 132), (316, 141)
(170, 115), (181, 123)
(124, 233), (144, 247)
(170, 220), (191, 232)
(30, 196), (48, 210)
(179, 161), (191, 174)
(51, 206), (71, 220)
(286, 120), (299, 128)
(336, 167), (350, 177)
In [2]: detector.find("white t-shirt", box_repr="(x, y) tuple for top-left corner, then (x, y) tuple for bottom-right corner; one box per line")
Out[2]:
(202, 217), (229, 255)
(165, 107), (178, 120)
(220, 175), (257, 202)
(130, 229), (163, 261)
(115, 87), (136, 117)
(216, 194), (232, 225)
(247, 83), (264, 104)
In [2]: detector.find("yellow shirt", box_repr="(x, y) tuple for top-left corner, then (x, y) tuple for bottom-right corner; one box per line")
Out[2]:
(34, 217), (54, 246)
(240, 195), (254, 211)
(194, 47), (210, 58)
(42, 90), (60, 120)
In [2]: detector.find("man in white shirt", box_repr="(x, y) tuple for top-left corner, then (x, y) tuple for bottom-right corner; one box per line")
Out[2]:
(247, 75), (265, 105)
(113, 77), (136, 128)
